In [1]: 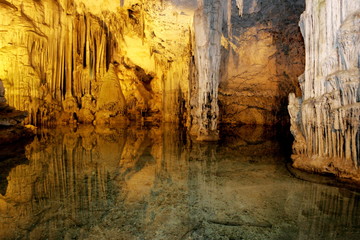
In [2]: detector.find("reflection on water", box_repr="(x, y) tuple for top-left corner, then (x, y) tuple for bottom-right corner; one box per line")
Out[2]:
(0, 125), (360, 240)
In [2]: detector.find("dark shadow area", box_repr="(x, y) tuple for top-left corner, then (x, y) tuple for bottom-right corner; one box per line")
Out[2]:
(0, 140), (31, 195)
(219, 123), (294, 162)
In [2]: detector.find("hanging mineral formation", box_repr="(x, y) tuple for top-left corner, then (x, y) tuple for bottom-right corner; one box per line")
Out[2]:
(190, 0), (243, 141)
(190, 0), (224, 141)
(236, 0), (244, 16)
(0, 0), (194, 127)
(289, 0), (360, 181)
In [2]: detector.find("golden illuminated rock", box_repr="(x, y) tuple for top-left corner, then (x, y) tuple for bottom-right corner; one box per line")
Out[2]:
(0, 79), (33, 144)
(0, 80), (6, 107)
(219, 1), (305, 125)
(0, 0), (194, 127)
(0, 0), (304, 139)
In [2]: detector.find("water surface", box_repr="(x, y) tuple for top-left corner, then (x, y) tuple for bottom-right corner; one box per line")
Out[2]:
(0, 125), (359, 240)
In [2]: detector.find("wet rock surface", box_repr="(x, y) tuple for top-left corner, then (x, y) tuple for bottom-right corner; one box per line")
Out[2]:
(0, 125), (359, 240)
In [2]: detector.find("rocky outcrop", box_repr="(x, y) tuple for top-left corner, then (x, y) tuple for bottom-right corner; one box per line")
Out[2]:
(289, 0), (360, 183)
(0, 79), (33, 145)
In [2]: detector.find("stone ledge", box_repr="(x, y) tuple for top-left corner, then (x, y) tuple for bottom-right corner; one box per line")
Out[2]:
(292, 154), (360, 186)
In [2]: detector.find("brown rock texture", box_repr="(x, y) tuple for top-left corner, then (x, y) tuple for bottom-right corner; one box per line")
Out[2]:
(219, 0), (305, 125)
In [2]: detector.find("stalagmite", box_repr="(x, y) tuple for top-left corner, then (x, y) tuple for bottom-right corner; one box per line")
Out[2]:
(289, 0), (360, 182)
(95, 64), (127, 125)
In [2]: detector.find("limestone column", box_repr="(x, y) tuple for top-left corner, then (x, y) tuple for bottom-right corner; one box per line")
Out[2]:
(190, 0), (224, 141)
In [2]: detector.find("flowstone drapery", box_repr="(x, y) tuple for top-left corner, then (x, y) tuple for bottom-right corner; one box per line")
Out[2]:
(289, 0), (360, 182)
(0, 0), (193, 127)
(189, 0), (225, 141)
(0, 0), (305, 142)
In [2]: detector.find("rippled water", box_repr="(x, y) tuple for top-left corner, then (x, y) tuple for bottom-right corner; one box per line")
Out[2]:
(0, 125), (360, 240)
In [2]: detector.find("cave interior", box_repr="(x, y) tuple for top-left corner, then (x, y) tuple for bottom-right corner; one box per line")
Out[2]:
(0, 0), (360, 239)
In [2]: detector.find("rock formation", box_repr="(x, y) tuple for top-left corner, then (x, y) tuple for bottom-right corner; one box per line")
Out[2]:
(0, 0), (194, 127)
(218, 0), (305, 126)
(190, 0), (305, 138)
(0, 79), (33, 144)
(0, 0), (305, 140)
(289, 0), (360, 183)
(189, 0), (225, 141)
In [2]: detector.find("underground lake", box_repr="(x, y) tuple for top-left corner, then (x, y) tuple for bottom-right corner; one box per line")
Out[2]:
(1, 125), (359, 240)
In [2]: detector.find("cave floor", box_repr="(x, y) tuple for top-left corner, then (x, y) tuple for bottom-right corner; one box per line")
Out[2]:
(0, 125), (359, 240)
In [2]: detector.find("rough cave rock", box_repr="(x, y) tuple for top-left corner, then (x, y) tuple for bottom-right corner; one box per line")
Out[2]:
(0, 0), (304, 141)
(288, 0), (360, 183)
(0, 79), (33, 144)
(0, 0), (359, 184)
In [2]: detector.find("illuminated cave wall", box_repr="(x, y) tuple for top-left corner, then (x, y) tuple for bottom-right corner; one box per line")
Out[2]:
(0, 0), (305, 139)
(288, 0), (360, 182)
(187, 0), (305, 140)
(219, 0), (305, 125)
(0, 0), (194, 126)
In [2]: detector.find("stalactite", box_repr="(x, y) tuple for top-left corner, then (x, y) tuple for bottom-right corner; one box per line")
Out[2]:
(190, 0), (225, 141)
(235, 0), (244, 17)
(0, 1), (124, 126)
(289, 0), (360, 182)
(0, 0), (195, 127)
(226, 0), (232, 37)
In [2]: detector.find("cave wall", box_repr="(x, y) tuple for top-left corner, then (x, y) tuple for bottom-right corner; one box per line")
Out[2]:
(0, 79), (33, 144)
(289, 0), (360, 182)
(187, 0), (305, 139)
(0, 0), (194, 126)
(0, 0), (305, 140)
(219, 0), (305, 125)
